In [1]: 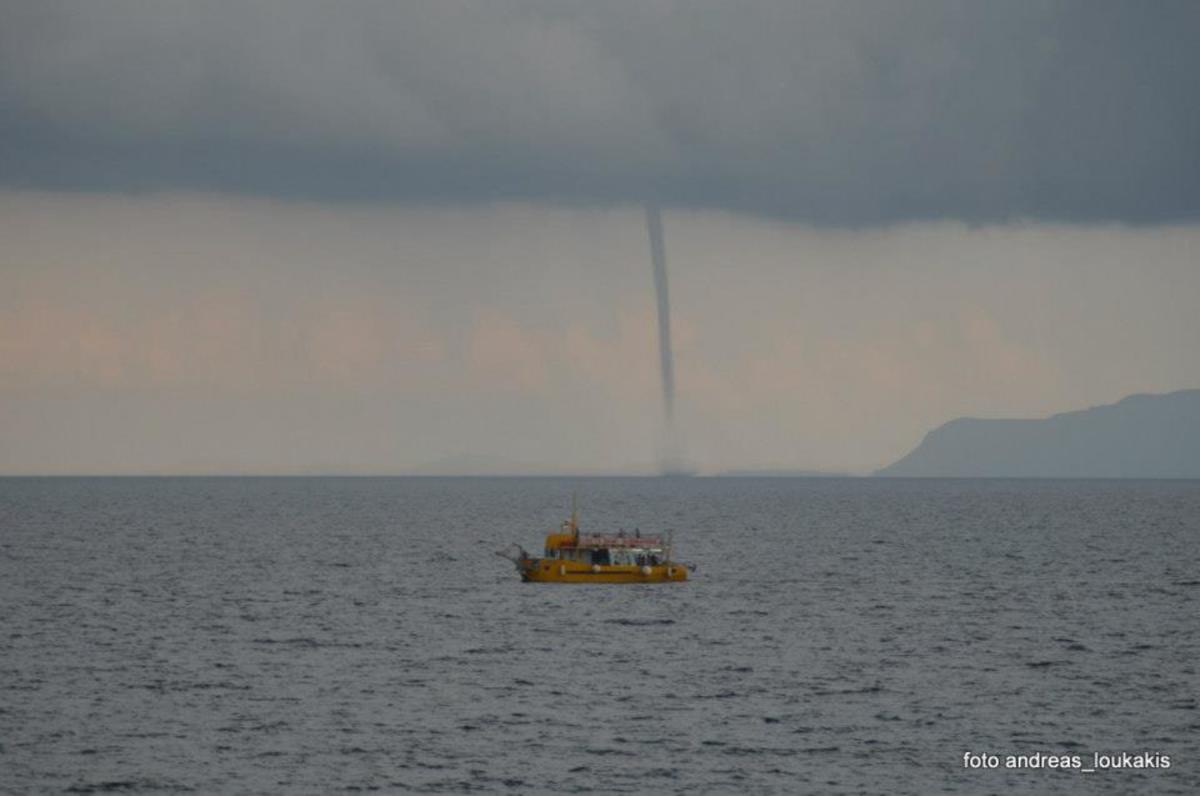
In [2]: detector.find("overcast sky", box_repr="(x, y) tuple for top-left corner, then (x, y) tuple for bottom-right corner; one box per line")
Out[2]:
(2, 2), (1198, 474)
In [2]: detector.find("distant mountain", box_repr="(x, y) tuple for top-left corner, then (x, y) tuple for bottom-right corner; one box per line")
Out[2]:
(877, 390), (1200, 478)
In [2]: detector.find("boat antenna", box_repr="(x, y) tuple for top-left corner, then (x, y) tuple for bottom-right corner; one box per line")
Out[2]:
(571, 493), (579, 542)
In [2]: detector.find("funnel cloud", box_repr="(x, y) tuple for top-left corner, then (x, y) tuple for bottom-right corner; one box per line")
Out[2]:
(645, 203), (674, 422)
(645, 202), (685, 472)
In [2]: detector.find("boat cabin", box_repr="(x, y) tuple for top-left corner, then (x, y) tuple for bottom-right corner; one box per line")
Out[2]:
(543, 520), (668, 564)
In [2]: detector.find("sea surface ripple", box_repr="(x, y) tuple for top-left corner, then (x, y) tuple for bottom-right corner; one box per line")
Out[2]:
(2, 476), (1198, 794)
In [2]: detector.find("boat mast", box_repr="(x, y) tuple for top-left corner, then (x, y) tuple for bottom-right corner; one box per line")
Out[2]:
(570, 493), (579, 544)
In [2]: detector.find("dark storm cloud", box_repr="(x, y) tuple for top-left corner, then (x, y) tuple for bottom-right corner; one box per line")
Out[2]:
(2, 1), (1197, 224)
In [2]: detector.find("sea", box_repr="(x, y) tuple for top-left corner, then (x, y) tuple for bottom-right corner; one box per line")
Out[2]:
(2, 476), (1198, 794)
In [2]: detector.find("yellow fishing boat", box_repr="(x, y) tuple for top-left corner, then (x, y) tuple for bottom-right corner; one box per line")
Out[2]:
(497, 499), (692, 583)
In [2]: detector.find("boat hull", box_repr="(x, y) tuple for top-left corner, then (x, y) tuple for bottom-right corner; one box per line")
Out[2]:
(520, 559), (687, 583)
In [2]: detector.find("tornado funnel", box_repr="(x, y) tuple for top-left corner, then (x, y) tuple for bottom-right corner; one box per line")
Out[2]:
(645, 202), (675, 424)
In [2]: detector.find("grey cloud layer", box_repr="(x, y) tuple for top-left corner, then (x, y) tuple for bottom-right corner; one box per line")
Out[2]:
(2, 1), (1197, 223)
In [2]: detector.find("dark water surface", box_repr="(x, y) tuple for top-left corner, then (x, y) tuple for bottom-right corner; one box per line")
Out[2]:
(2, 477), (1198, 794)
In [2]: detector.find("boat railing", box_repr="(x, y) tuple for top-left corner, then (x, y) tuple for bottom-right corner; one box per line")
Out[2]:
(576, 533), (665, 549)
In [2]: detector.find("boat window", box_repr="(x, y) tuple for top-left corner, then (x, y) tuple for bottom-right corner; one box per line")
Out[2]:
(591, 549), (610, 565)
